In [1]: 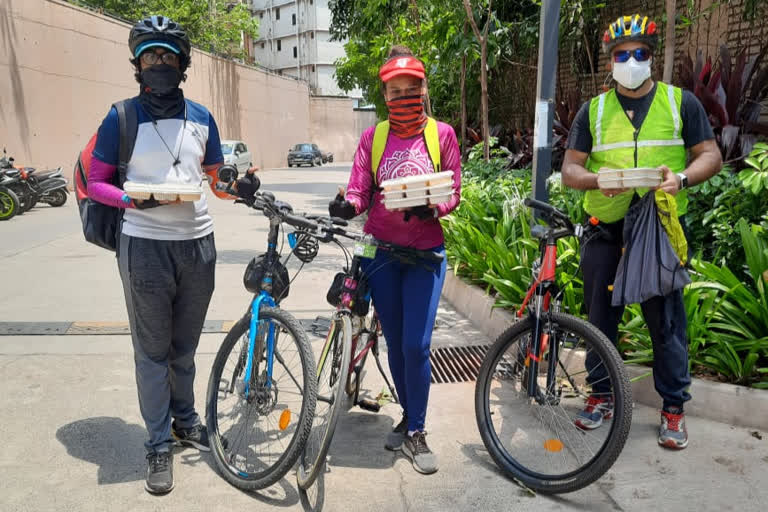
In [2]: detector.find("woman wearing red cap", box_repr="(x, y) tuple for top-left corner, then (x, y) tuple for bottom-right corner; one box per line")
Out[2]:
(328, 45), (462, 475)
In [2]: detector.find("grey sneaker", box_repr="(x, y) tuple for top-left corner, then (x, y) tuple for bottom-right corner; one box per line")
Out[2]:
(172, 421), (210, 452)
(658, 409), (688, 450)
(401, 431), (438, 474)
(145, 451), (174, 495)
(385, 416), (408, 451)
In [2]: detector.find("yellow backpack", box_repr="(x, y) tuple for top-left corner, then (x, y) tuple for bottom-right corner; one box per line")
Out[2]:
(370, 117), (441, 183)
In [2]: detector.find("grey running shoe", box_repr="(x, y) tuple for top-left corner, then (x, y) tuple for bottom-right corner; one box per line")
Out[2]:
(172, 421), (210, 452)
(401, 431), (438, 475)
(145, 451), (174, 495)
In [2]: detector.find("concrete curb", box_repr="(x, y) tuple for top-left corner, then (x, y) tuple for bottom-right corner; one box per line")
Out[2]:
(440, 268), (768, 431)
(627, 365), (768, 431)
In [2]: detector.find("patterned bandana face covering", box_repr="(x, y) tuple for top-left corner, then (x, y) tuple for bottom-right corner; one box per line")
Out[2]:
(386, 94), (427, 139)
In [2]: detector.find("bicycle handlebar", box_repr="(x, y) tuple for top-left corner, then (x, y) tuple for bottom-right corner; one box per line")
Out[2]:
(283, 213), (319, 230)
(524, 197), (575, 232)
(231, 186), (443, 265)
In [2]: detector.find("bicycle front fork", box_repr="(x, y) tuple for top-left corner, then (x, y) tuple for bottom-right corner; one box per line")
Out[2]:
(241, 291), (277, 397)
(525, 289), (560, 404)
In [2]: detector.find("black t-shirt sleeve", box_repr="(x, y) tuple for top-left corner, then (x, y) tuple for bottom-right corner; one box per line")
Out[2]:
(680, 90), (715, 148)
(566, 101), (593, 154)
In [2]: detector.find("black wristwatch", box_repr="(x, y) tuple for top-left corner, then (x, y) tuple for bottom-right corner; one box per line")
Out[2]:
(676, 172), (688, 189)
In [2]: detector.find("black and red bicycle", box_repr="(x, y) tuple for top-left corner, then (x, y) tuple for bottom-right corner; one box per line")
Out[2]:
(474, 198), (632, 494)
(292, 218), (443, 491)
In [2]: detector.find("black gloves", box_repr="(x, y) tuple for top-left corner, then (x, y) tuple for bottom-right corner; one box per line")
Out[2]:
(134, 197), (161, 209)
(328, 192), (357, 220)
(403, 205), (437, 222)
(235, 173), (260, 200)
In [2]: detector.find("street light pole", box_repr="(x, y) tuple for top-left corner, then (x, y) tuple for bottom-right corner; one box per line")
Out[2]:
(531, 0), (561, 206)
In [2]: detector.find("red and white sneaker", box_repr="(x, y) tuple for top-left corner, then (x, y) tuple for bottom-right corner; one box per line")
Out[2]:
(574, 396), (614, 430)
(659, 409), (688, 450)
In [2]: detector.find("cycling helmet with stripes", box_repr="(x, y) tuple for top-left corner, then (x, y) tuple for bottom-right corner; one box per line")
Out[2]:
(602, 14), (659, 54)
(129, 15), (191, 70)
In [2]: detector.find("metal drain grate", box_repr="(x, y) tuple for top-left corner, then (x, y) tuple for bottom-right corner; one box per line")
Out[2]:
(429, 344), (490, 384)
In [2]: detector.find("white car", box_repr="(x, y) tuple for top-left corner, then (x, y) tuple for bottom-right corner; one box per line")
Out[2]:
(221, 140), (253, 174)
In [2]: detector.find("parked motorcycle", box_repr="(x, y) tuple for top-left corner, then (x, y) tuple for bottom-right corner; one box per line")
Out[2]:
(0, 170), (20, 221)
(0, 148), (68, 211)
(27, 166), (68, 207)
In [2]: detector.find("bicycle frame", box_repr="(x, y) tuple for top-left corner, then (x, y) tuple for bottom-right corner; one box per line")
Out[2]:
(241, 216), (281, 395)
(516, 234), (561, 402)
(315, 248), (396, 408)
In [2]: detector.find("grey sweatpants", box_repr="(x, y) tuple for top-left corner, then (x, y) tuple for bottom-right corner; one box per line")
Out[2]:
(117, 232), (216, 454)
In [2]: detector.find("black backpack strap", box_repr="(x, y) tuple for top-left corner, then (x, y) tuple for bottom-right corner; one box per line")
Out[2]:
(112, 99), (138, 187)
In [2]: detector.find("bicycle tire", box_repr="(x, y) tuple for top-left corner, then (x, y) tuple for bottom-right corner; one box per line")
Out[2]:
(206, 307), (317, 491)
(474, 312), (632, 494)
(296, 314), (352, 490)
(0, 188), (19, 220)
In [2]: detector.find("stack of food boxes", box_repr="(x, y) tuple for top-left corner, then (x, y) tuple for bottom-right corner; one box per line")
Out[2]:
(380, 171), (454, 210)
(123, 182), (204, 202)
(597, 168), (663, 189)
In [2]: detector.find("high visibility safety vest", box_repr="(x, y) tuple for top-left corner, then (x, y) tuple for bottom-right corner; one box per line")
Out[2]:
(371, 117), (441, 183)
(584, 81), (688, 224)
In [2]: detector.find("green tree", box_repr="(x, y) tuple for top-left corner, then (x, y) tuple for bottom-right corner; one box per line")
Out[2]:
(68, 0), (259, 60)
(330, 0), (518, 160)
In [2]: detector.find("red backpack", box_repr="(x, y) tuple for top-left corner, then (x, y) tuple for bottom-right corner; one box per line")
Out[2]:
(74, 99), (137, 251)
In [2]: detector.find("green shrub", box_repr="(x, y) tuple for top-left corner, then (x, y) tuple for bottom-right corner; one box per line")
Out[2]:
(445, 160), (768, 388)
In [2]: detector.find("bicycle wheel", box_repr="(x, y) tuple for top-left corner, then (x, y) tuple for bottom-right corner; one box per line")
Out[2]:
(475, 312), (632, 494)
(296, 314), (352, 490)
(206, 306), (317, 491)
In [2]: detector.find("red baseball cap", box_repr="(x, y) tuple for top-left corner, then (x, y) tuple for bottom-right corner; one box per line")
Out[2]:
(379, 56), (426, 82)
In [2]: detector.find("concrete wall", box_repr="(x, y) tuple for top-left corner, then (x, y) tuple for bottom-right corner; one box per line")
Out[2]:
(310, 97), (377, 161)
(0, 0), (371, 174)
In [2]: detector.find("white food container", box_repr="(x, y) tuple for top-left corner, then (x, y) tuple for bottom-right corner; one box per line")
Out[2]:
(123, 182), (153, 200)
(380, 171), (455, 210)
(597, 168), (662, 189)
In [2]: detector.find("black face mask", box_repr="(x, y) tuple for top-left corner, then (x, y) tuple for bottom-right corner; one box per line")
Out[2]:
(138, 64), (185, 118)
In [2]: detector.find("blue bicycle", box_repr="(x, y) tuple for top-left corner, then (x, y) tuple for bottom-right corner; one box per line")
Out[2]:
(206, 168), (322, 490)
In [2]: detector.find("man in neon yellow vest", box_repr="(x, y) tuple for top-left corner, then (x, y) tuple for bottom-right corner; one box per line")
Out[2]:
(562, 14), (722, 450)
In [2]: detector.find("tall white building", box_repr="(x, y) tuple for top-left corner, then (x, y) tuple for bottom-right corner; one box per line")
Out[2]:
(248, 0), (363, 100)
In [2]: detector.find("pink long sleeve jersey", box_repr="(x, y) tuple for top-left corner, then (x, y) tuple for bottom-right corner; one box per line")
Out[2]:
(344, 121), (462, 250)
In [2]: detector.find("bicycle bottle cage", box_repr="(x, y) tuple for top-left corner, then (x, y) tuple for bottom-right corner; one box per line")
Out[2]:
(326, 272), (371, 316)
(244, 253), (291, 302)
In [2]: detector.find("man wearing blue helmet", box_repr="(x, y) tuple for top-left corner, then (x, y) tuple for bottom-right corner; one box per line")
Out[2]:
(87, 15), (259, 495)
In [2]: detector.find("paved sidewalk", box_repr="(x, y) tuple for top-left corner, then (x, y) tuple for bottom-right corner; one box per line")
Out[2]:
(0, 167), (766, 511)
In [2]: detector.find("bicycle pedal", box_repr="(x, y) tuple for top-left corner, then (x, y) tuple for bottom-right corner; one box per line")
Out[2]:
(357, 398), (381, 412)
